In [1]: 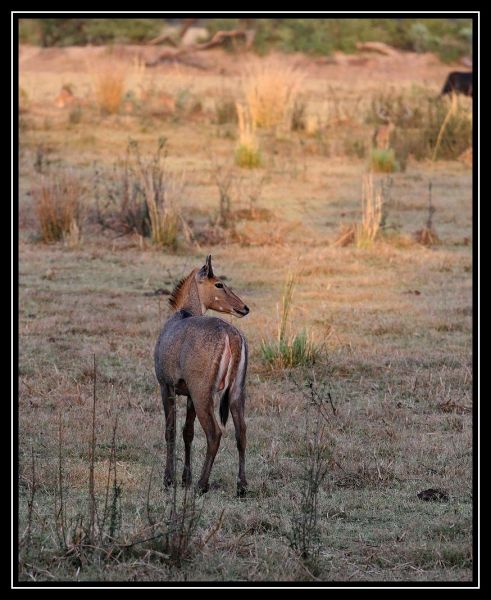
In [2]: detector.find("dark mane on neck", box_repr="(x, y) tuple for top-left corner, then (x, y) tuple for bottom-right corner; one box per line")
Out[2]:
(168, 270), (195, 310)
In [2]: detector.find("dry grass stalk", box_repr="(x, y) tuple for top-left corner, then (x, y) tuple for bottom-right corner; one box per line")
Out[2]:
(88, 354), (97, 544)
(241, 58), (304, 131)
(432, 93), (457, 162)
(55, 411), (67, 551)
(356, 174), (383, 247)
(23, 447), (36, 556)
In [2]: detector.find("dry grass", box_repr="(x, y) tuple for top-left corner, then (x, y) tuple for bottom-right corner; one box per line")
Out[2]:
(18, 46), (473, 584)
(356, 174), (383, 247)
(334, 174), (383, 249)
(235, 102), (261, 168)
(241, 58), (304, 131)
(32, 172), (84, 243)
(91, 61), (126, 115)
(261, 274), (323, 369)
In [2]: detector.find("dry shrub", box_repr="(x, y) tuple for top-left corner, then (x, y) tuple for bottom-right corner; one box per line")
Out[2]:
(33, 173), (84, 243)
(132, 139), (187, 249)
(95, 138), (192, 249)
(241, 58), (304, 131)
(91, 61), (126, 114)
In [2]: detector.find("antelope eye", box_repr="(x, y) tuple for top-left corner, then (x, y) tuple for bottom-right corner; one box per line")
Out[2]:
(215, 282), (224, 288)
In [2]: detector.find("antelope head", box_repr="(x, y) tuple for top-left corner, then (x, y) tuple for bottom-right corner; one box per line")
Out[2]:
(197, 255), (250, 318)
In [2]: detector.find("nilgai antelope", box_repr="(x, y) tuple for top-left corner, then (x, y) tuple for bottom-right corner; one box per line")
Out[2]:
(154, 255), (250, 496)
(441, 71), (473, 97)
(372, 104), (413, 150)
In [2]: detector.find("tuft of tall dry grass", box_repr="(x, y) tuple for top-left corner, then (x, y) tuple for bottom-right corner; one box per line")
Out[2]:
(334, 174), (383, 248)
(261, 273), (321, 369)
(357, 173), (383, 247)
(241, 58), (304, 131)
(235, 102), (261, 168)
(33, 173), (84, 243)
(91, 61), (126, 115)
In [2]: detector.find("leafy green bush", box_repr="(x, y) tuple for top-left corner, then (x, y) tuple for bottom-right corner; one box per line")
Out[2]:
(19, 18), (163, 46)
(19, 18), (472, 63)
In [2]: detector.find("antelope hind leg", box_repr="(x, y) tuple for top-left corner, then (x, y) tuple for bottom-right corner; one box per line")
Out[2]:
(182, 397), (196, 487)
(194, 401), (222, 494)
(230, 396), (248, 497)
(161, 384), (176, 487)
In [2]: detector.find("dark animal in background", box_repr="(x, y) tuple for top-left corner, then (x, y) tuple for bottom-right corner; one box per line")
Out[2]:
(441, 71), (473, 97)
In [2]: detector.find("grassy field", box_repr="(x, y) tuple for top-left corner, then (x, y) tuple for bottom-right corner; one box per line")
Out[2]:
(17, 44), (473, 584)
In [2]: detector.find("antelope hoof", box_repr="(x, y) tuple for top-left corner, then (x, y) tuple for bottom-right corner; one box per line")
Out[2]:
(164, 472), (175, 488)
(181, 468), (192, 488)
(237, 482), (248, 498)
(197, 482), (209, 495)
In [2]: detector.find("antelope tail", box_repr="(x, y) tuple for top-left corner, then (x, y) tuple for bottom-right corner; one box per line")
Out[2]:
(219, 389), (230, 427)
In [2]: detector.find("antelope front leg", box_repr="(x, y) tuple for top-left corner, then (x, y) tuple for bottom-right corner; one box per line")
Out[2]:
(182, 397), (196, 487)
(161, 384), (176, 487)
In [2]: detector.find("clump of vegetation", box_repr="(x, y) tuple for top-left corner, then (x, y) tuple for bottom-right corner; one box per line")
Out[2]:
(430, 94), (472, 161)
(356, 174), (383, 247)
(370, 148), (398, 173)
(19, 18), (163, 47)
(33, 172), (84, 243)
(367, 90), (472, 163)
(91, 61), (126, 115)
(241, 58), (303, 132)
(235, 103), (262, 168)
(214, 96), (238, 125)
(21, 18), (471, 64)
(261, 274), (321, 369)
(335, 174), (385, 248)
(132, 139), (183, 249)
(235, 144), (262, 169)
(94, 138), (192, 249)
(96, 137), (192, 249)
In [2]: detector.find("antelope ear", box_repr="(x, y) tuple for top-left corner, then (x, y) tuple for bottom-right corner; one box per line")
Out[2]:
(205, 255), (214, 278)
(197, 255), (214, 279)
